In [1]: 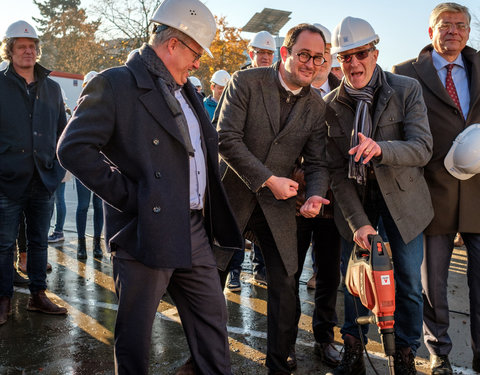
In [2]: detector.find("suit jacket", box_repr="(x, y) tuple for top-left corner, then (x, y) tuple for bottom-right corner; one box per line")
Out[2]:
(325, 69), (434, 244)
(58, 53), (242, 269)
(217, 64), (329, 276)
(393, 45), (480, 234)
(0, 63), (66, 200)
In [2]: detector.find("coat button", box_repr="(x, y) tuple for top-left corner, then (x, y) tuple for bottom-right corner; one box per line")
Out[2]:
(152, 139), (160, 146)
(154, 171), (162, 178)
(152, 206), (161, 213)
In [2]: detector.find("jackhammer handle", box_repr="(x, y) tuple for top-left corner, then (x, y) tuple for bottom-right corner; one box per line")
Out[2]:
(356, 315), (376, 325)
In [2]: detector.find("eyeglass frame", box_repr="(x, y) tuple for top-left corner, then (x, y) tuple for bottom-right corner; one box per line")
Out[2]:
(177, 38), (203, 63)
(253, 49), (275, 56)
(336, 47), (376, 64)
(288, 49), (326, 66)
(435, 22), (469, 32)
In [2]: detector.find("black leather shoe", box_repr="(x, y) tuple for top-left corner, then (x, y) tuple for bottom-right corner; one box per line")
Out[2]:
(175, 357), (195, 375)
(394, 347), (417, 374)
(93, 237), (103, 258)
(287, 348), (297, 371)
(430, 354), (452, 374)
(315, 342), (341, 367)
(334, 335), (366, 375)
(77, 238), (87, 259)
(472, 354), (479, 372)
(0, 296), (12, 325)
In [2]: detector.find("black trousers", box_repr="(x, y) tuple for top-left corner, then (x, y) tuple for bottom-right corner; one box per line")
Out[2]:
(112, 211), (230, 375)
(245, 204), (297, 374)
(294, 216), (341, 345)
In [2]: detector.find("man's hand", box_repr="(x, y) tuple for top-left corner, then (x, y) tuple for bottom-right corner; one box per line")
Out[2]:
(353, 225), (377, 249)
(264, 175), (298, 200)
(299, 195), (330, 218)
(349, 132), (382, 164)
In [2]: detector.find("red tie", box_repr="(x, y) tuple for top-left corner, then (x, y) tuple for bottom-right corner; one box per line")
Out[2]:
(445, 64), (462, 114)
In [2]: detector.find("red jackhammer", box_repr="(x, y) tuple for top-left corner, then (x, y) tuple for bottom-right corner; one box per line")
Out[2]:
(345, 234), (396, 374)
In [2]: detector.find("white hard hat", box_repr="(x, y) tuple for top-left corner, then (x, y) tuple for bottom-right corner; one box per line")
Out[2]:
(0, 61), (8, 71)
(210, 70), (230, 86)
(313, 23), (331, 44)
(248, 30), (276, 52)
(188, 76), (202, 88)
(83, 71), (98, 87)
(444, 124), (480, 180)
(331, 17), (379, 54)
(4, 20), (39, 40)
(150, 0), (216, 58)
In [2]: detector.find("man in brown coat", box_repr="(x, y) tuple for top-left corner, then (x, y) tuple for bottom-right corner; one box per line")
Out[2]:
(393, 2), (480, 373)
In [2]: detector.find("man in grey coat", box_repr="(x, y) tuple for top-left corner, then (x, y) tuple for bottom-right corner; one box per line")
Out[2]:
(217, 24), (330, 374)
(393, 3), (480, 373)
(57, 0), (242, 374)
(325, 17), (433, 375)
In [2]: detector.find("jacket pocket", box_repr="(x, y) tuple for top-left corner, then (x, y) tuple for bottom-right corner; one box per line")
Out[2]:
(395, 167), (422, 191)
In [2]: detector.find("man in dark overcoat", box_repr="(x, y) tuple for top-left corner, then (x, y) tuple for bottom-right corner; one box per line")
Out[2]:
(393, 2), (480, 373)
(57, 0), (242, 374)
(216, 24), (330, 374)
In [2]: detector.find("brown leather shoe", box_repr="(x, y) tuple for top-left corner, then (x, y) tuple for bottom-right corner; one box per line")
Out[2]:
(307, 273), (317, 289)
(430, 354), (452, 374)
(17, 252), (27, 273)
(175, 357), (195, 375)
(27, 291), (67, 315)
(315, 342), (341, 367)
(0, 296), (12, 325)
(287, 348), (297, 371)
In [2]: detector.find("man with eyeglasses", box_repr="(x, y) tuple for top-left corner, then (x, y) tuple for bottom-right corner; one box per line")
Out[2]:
(325, 17), (433, 375)
(247, 30), (276, 68)
(217, 23), (330, 374)
(57, 0), (243, 373)
(393, 3), (480, 374)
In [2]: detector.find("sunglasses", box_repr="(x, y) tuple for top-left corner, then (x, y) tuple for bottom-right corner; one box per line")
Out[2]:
(337, 47), (375, 64)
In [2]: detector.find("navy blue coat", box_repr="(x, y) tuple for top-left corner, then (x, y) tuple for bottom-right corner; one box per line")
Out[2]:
(57, 54), (243, 269)
(0, 63), (66, 200)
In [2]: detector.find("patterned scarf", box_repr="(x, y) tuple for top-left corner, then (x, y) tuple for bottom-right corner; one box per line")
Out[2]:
(139, 44), (195, 156)
(344, 65), (382, 185)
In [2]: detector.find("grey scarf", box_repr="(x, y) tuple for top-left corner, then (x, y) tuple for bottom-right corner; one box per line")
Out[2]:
(139, 44), (195, 156)
(344, 65), (382, 185)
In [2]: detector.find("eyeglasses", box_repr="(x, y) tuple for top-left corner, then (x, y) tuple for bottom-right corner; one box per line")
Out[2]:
(337, 47), (375, 64)
(294, 51), (326, 66)
(436, 22), (469, 32)
(177, 39), (203, 63)
(253, 49), (274, 56)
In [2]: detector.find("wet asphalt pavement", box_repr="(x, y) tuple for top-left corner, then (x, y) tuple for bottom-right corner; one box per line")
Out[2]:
(0, 179), (477, 374)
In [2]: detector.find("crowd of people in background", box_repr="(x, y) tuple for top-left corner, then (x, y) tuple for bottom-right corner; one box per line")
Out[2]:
(1, 1), (479, 375)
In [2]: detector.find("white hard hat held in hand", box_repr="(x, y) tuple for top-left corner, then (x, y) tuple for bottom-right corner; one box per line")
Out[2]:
(150, 0), (217, 57)
(444, 124), (480, 180)
(331, 17), (379, 54)
(83, 71), (99, 87)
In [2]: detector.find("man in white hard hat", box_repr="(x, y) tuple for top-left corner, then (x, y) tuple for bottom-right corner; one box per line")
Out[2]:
(188, 75), (204, 96)
(393, 3), (480, 373)
(326, 16), (433, 374)
(290, 22), (342, 369)
(0, 20), (68, 325)
(203, 69), (230, 120)
(247, 30), (276, 68)
(330, 57), (344, 80)
(217, 23), (330, 374)
(57, 0), (242, 373)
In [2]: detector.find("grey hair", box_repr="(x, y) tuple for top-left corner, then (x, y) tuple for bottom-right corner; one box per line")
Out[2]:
(429, 2), (471, 28)
(0, 37), (41, 62)
(149, 24), (195, 48)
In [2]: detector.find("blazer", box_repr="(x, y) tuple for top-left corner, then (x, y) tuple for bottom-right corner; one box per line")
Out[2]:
(393, 45), (480, 234)
(58, 53), (242, 268)
(216, 64), (329, 276)
(325, 69), (434, 244)
(0, 63), (66, 200)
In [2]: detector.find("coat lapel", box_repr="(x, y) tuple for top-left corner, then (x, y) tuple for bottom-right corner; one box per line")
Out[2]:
(279, 95), (310, 137)
(372, 80), (394, 136)
(260, 69), (281, 135)
(464, 47), (480, 124)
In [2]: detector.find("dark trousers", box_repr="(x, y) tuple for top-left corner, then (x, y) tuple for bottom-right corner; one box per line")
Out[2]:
(422, 233), (480, 357)
(245, 205), (296, 373)
(75, 178), (103, 238)
(112, 212), (230, 375)
(293, 216), (341, 345)
(0, 177), (53, 297)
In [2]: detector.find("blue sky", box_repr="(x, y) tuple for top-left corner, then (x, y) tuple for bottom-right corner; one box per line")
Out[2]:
(2, 0), (479, 70)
